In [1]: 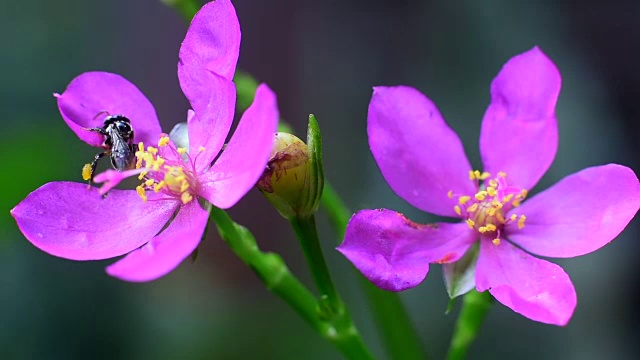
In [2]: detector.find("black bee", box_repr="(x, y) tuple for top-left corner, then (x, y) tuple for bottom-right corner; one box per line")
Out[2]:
(85, 113), (137, 184)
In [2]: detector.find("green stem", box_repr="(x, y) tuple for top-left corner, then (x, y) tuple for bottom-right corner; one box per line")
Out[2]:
(161, 0), (201, 21)
(321, 182), (425, 360)
(289, 214), (373, 360)
(290, 215), (340, 310)
(210, 207), (373, 360)
(446, 289), (493, 360)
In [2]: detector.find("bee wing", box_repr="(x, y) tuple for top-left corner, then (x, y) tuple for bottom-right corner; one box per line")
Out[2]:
(110, 133), (136, 171)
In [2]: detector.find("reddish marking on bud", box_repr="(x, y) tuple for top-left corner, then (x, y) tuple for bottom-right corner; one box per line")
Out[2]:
(257, 152), (295, 193)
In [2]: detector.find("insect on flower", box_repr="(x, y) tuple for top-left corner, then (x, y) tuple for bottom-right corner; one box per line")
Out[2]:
(81, 113), (138, 185)
(11, 0), (280, 282)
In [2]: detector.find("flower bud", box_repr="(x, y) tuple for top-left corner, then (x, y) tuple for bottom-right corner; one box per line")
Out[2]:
(258, 133), (310, 218)
(169, 121), (190, 150)
(258, 115), (324, 219)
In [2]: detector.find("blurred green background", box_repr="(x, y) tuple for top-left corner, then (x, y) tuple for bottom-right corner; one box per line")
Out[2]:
(2, 0), (639, 359)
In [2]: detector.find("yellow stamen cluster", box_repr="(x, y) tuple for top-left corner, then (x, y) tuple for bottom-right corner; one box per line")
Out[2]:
(133, 135), (195, 204)
(449, 170), (529, 246)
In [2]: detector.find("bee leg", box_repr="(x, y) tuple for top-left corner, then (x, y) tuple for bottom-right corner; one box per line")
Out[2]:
(87, 127), (108, 136)
(86, 151), (107, 189)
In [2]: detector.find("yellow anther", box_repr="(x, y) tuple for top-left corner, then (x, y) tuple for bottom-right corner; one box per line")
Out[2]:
(82, 163), (92, 181)
(469, 170), (476, 180)
(492, 238), (501, 245)
(144, 179), (155, 187)
(466, 219), (475, 229)
(498, 171), (507, 178)
(491, 200), (502, 209)
(487, 186), (497, 197)
(510, 214), (517, 221)
(138, 171), (148, 180)
(177, 147), (187, 154)
(487, 208), (497, 216)
(467, 203), (478, 213)
(158, 136), (170, 147)
(479, 172), (490, 180)
(478, 226), (487, 233)
(181, 192), (193, 204)
(489, 179), (498, 188)
(153, 157), (166, 171)
(139, 153), (154, 168)
(520, 189), (528, 198)
(458, 196), (471, 205)
(473, 170), (482, 179)
(136, 185), (148, 202)
(447, 190), (454, 199)
(518, 215), (526, 229)
(147, 146), (158, 155)
(135, 156), (143, 169)
(502, 194), (514, 203)
(199, 146), (206, 152)
(154, 181), (166, 192)
(512, 198), (522, 207)
(454, 205), (462, 216)
(138, 143), (145, 152)
(180, 181), (190, 193)
(475, 191), (487, 201)
(484, 224), (497, 232)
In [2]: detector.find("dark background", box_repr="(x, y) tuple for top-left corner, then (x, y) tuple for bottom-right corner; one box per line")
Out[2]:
(1, 0), (639, 359)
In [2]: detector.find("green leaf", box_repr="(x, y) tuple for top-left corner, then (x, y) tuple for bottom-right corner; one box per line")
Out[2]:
(444, 244), (479, 299)
(234, 70), (259, 112)
(160, 0), (201, 21)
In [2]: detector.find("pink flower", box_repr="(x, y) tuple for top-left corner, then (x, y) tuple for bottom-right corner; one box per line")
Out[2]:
(11, 0), (278, 282)
(337, 47), (640, 325)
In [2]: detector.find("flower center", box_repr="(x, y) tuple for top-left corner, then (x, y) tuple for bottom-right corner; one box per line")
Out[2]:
(134, 135), (199, 204)
(448, 171), (528, 245)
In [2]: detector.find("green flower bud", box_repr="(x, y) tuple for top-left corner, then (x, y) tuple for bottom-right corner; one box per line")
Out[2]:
(258, 133), (310, 218)
(258, 115), (324, 219)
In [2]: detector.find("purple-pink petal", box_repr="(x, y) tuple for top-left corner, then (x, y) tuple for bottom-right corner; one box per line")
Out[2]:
(338, 209), (476, 292)
(185, 79), (236, 172)
(106, 200), (209, 282)
(479, 47), (560, 191)
(11, 182), (179, 261)
(507, 164), (640, 258)
(93, 168), (146, 195)
(199, 84), (279, 209)
(56, 71), (162, 147)
(368, 86), (476, 218)
(476, 239), (576, 326)
(178, 0), (240, 169)
(179, 0), (240, 83)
